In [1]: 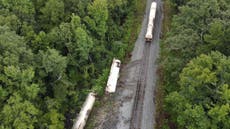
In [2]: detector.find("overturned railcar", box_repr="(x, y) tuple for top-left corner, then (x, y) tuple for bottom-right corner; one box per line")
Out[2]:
(72, 92), (96, 129)
(106, 58), (121, 93)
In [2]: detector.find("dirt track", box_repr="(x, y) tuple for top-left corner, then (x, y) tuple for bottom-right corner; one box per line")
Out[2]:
(86, 0), (163, 128)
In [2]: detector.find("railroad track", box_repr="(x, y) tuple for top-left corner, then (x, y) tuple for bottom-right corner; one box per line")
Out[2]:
(130, 43), (151, 129)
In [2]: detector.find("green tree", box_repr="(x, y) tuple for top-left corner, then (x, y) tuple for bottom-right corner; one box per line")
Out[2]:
(0, 26), (33, 68)
(39, 0), (64, 31)
(0, 0), (142, 128)
(39, 48), (67, 79)
(0, 14), (21, 32)
(40, 109), (65, 129)
(162, 28), (200, 92)
(85, 0), (109, 38)
(1, 94), (39, 129)
(171, 0), (190, 7)
(0, 26), (40, 129)
(63, 0), (91, 17)
(165, 51), (230, 129)
(172, 0), (220, 34)
(69, 27), (93, 62)
(30, 31), (49, 52)
(204, 19), (230, 55)
(1, 0), (35, 23)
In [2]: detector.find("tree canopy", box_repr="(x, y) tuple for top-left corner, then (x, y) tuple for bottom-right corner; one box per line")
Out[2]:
(165, 52), (230, 129)
(0, 0), (137, 128)
(161, 0), (230, 128)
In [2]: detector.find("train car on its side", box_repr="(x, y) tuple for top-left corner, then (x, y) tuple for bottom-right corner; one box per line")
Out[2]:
(72, 92), (96, 129)
(145, 2), (157, 42)
(106, 58), (121, 93)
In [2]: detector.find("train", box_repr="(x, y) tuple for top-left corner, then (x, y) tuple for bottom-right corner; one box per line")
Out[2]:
(106, 58), (121, 93)
(145, 2), (157, 42)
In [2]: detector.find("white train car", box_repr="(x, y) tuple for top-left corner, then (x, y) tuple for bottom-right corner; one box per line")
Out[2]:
(106, 58), (121, 93)
(72, 92), (96, 129)
(145, 2), (157, 42)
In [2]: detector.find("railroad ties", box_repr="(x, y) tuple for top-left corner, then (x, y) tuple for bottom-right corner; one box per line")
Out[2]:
(130, 43), (151, 129)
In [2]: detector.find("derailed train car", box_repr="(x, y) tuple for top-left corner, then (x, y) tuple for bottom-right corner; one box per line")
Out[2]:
(72, 92), (96, 129)
(145, 2), (157, 42)
(72, 58), (121, 129)
(106, 58), (121, 93)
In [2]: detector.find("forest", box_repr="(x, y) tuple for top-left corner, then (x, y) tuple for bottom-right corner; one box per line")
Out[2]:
(0, 0), (140, 128)
(161, 0), (230, 128)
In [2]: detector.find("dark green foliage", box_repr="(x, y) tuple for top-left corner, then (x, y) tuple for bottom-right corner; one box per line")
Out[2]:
(162, 0), (230, 128)
(165, 52), (230, 129)
(1, 0), (35, 23)
(0, 26), (33, 68)
(0, 26), (39, 128)
(86, 0), (108, 38)
(39, 48), (67, 77)
(92, 68), (109, 96)
(171, 0), (189, 6)
(39, 0), (65, 31)
(162, 0), (230, 93)
(203, 19), (230, 55)
(0, 0), (136, 128)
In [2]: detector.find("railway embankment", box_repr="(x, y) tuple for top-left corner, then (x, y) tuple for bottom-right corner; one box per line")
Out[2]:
(85, 0), (163, 128)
